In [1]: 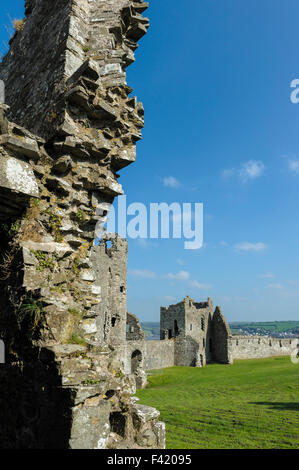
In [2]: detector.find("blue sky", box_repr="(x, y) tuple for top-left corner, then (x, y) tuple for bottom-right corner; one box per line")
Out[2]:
(2, 1), (299, 322)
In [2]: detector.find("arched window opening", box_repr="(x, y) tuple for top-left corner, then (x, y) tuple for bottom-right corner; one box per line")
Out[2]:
(111, 317), (117, 327)
(201, 317), (205, 331)
(174, 320), (179, 336)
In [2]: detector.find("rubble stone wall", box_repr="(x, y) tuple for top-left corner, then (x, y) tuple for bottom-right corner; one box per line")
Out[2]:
(231, 336), (296, 360)
(212, 306), (233, 364)
(144, 340), (175, 370)
(0, 0), (74, 139)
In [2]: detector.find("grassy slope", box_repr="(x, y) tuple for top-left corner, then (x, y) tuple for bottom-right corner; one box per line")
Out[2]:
(136, 357), (299, 449)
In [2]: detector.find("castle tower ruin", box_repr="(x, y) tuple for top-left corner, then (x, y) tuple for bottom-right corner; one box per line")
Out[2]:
(144, 297), (233, 370)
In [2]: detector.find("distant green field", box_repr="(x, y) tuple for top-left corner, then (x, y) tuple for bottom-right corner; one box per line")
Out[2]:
(136, 357), (299, 449)
(230, 321), (299, 334)
(141, 321), (299, 337)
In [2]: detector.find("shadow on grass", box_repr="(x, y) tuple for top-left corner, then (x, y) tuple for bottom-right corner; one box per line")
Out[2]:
(250, 402), (299, 411)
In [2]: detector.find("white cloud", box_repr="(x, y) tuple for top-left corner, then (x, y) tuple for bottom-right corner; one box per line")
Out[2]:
(189, 280), (212, 290)
(162, 176), (181, 188)
(166, 270), (190, 281)
(287, 157), (299, 174)
(128, 269), (157, 279)
(222, 160), (265, 183)
(220, 241), (229, 246)
(234, 242), (267, 252)
(260, 272), (275, 279)
(268, 283), (284, 290)
(222, 168), (235, 179)
(239, 160), (265, 183)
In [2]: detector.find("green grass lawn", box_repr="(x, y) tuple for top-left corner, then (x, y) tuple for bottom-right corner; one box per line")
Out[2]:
(136, 357), (299, 449)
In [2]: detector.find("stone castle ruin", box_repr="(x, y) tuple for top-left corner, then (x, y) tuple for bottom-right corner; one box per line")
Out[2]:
(125, 296), (296, 374)
(0, 0), (297, 450)
(0, 0), (165, 449)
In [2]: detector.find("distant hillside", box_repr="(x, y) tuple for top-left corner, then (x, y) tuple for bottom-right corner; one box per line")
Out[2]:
(141, 321), (299, 339)
(141, 322), (160, 339)
(230, 321), (299, 337)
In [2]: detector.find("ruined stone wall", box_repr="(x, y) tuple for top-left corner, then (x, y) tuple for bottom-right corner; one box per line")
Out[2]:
(0, 0), (74, 139)
(159, 297), (214, 367)
(211, 306), (233, 364)
(231, 336), (296, 360)
(91, 235), (128, 350)
(144, 340), (175, 370)
(125, 313), (147, 389)
(126, 312), (145, 342)
(184, 297), (214, 366)
(0, 103), (40, 220)
(173, 336), (198, 367)
(160, 301), (185, 340)
(0, 0), (165, 450)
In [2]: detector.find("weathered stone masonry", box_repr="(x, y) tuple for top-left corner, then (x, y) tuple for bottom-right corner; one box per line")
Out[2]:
(231, 335), (296, 360)
(0, 0), (165, 449)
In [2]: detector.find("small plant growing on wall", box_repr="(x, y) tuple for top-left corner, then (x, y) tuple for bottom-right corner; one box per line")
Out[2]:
(1, 221), (20, 239)
(67, 333), (86, 346)
(19, 297), (44, 330)
(13, 19), (26, 33)
(32, 250), (55, 272)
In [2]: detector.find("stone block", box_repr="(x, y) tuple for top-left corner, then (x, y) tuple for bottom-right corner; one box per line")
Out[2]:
(0, 155), (39, 198)
(0, 134), (40, 161)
